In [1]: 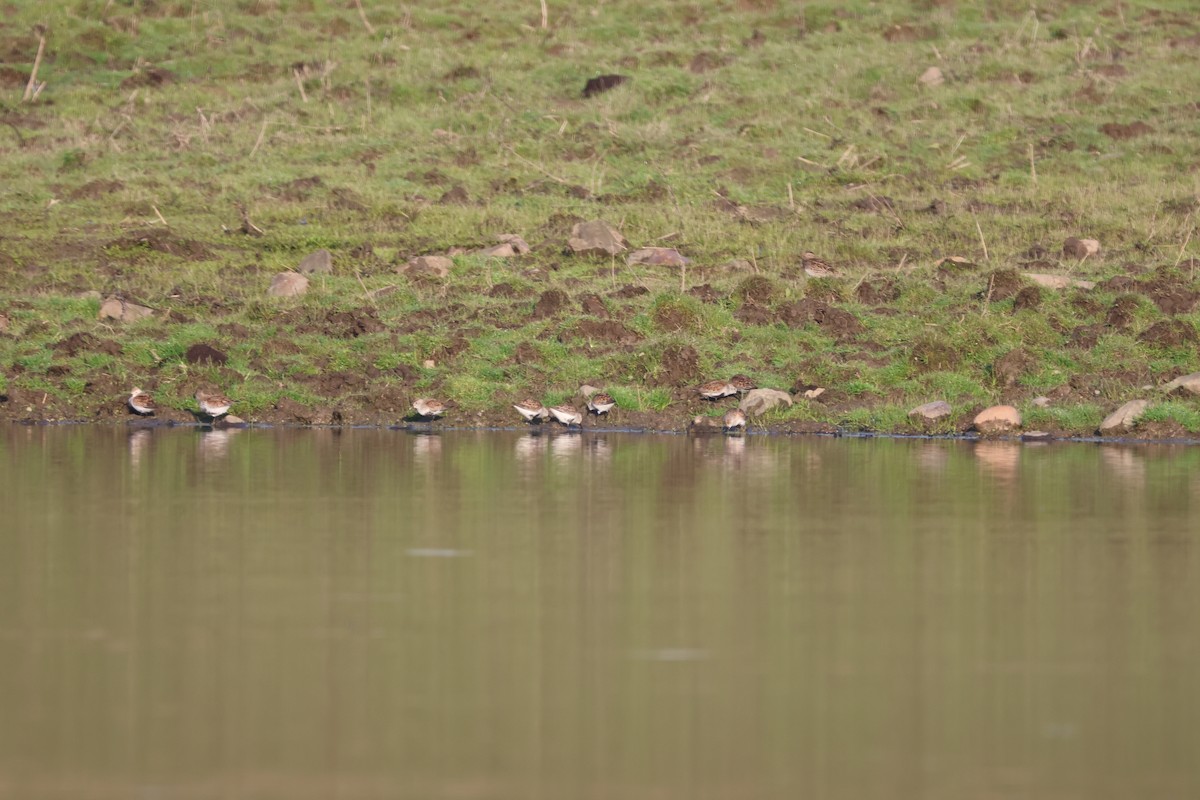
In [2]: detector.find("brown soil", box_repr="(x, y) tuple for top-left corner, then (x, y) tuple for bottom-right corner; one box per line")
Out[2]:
(185, 343), (228, 365)
(777, 299), (863, 339)
(734, 303), (774, 325)
(105, 228), (213, 262)
(488, 283), (518, 298)
(1011, 286), (1043, 312)
(992, 348), (1034, 388)
(1068, 324), (1105, 349)
(570, 319), (642, 345)
(70, 180), (125, 200)
(656, 344), (700, 386)
(1105, 295), (1140, 329)
(610, 284), (649, 299)
(533, 289), (569, 318)
(582, 74), (629, 97)
(1100, 121), (1154, 140)
(579, 293), (608, 317)
(736, 275), (778, 305)
(1137, 320), (1198, 348)
(653, 304), (700, 333)
(910, 337), (960, 371)
(981, 269), (1025, 301)
(687, 284), (724, 303)
(119, 67), (177, 89)
(855, 277), (900, 304)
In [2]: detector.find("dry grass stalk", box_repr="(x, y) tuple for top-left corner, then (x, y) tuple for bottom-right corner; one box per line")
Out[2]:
(23, 27), (47, 103)
(352, 0), (376, 35)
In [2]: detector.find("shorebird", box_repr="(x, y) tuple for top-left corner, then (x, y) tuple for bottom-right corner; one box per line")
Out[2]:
(548, 405), (584, 427)
(802, 251), (840, 278)
(128, 387), (156, 416)
(411, 398), (446, 419)
(723, 409), (747, 432)
(195, 390), (232, 419)
(513, 398), (549, 422)
(587, 392), (616, 415)
(698, 379), (737, 400)
(729, 374), (757, 394)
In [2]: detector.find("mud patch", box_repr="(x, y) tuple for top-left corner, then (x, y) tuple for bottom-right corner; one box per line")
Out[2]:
(992, 348), (1034, 387)
(734, 303), (774, 325)
(321, 308), (386, 338)
(120, 67), (177, 89)
(610, 284), (649, 300)
(1105, 295), (1140, 329)
(1012, 286), (1042, 312)
(52, 332), (121, 357)
(69, 180), (125, 200)
(981, 269), (1025, 301)
(105, 228), (212, 261)
(533, 289), (569, 319)
(910, 337), (961, 371)
(185, 343), (228, 365)
(855, 277), (899, 305)
(579, 293), (608, 317)
(736, 275), (778, 305)
(1100, 121), (1154, 140)
(687, 284), (724, 303)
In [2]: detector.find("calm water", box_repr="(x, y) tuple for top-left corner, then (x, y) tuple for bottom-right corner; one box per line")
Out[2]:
(1, 426), (1198, 799)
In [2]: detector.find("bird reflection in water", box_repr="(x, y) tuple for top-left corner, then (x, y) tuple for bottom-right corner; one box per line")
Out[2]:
(549, 431), (582, 462)
(197, 427), (240, 465)
(412, 432), (443, 464)
(127, 428), (152, 473)
(1099, 445), (1146, 485)
(514, 432), (548, 475)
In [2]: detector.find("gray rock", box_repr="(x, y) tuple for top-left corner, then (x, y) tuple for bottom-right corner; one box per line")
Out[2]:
(739, 388), (793, 416)
(1063, 237), (1101, 259)
(401, 255), (453, 278)
(909, 400), (952, 421)
(98, 296), (155, 322)
(973, 404), (1021, 433)
(296, 248), (333, 275)
(626, 247), (689, 268)
(1163, 372), (1200, 396)
(568, 220), (629, 256)
(1023, 272), (1096, 290)
(268, 272), (309, 298)
(1099, 400), (1150, 434)
(918, 66), (944, 87)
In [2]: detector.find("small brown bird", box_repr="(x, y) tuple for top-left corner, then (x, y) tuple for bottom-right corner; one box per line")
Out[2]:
(587, 392), (616, 414)
(128, 387), (156, 416)
(729, 374), (757, 394)
(698, 379), (737, 400)
(723, 409), (748, 432)
(548, 405), (584, 427)
(802, 251), (840, 278)
(195, 390), (232, 419)
(411, 398), (446, 419)
(513, 398), (549, 422)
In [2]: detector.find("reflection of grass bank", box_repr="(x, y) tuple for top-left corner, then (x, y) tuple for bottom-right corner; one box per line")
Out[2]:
(1, 1), (1199, 435)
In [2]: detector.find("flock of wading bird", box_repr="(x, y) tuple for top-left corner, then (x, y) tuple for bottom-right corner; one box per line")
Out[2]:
(127, 375), (760, 432)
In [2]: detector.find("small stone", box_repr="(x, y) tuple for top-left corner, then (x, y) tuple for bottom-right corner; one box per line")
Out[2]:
(98, 296), (156, 322)
(739, 388), (793, 416)
(422, 359), (436, 369)
(802, 387), (826, 400)
(1023, 272), (1096, 290)
(217, 415), (247, 427)
(973, 404), (1021, 434)
(401, 255), (453, 278)
(1031, 396), (1052, 408)
(568, 220), (629, 256)
(626, 247), (690, 268)
(909, 400), (952, 421)
(268, 272), (309, 298)
(75, 290), (103, 301)
(1162, 372), (1200, 396)
(1099, 399), (1150, 434)
(579, 384), (602, 400)
(1021, 430), (1052, 442)
(1063, 237), (1101, 259)
(296, 248), (333, 275)
(918, 66), (945, 87)
(476, 234), (530, 258)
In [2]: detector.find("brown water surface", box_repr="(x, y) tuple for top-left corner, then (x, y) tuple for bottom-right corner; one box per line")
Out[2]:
(1, 427), (1198, 799)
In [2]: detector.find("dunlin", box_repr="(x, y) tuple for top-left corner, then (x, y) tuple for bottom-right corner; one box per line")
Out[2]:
(802, 251), (839, 278)
(698, 379), (737, 400)
(723, 409), (747, 432)
(729, 374), (757, 394)
(513, 398), (549, 422)
(548, 405), (584, 427)
(128, 387), (156, 416)
(195, 390), (232, 419)
(587, 392), (616, 414)
(411, 398), (446, 419)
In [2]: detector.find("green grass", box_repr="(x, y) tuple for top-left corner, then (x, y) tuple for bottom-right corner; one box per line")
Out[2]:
(1, 0), (1199, 433)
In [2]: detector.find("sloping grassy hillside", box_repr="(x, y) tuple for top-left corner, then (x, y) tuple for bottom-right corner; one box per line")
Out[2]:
(1, 0), (1198, 434)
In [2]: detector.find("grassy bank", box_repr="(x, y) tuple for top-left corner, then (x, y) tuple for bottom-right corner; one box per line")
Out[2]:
(1, 0), (1199, 436)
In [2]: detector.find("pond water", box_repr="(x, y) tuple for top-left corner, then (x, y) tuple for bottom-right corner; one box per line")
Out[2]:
(1, 426), (1198, 799)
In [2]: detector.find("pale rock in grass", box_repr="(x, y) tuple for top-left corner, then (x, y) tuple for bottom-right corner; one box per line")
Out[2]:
(0, 313), (7, 333)
(1098, 399), (1150, 434)
(909, 400), (952, 421)
(1023, 272), (1096, 290)
(476, 234), (530, 258)
(973, 404), (1021, 433)
(918, 66), (945, 87)
(296, 248), (333, 275)
(1162, 372), (1200, 396)
(738, 388), (793, 417)
(800, 387), (826, 400)
(568, 220), (629, 256)
(401, 255), (453, 278)
(1063, 237), (1102, 259)
(268, 272), (309, 298)
(99, 296), (156, 321)
(626, 247), (689, 268)
(1031, 396), (1052, 408)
